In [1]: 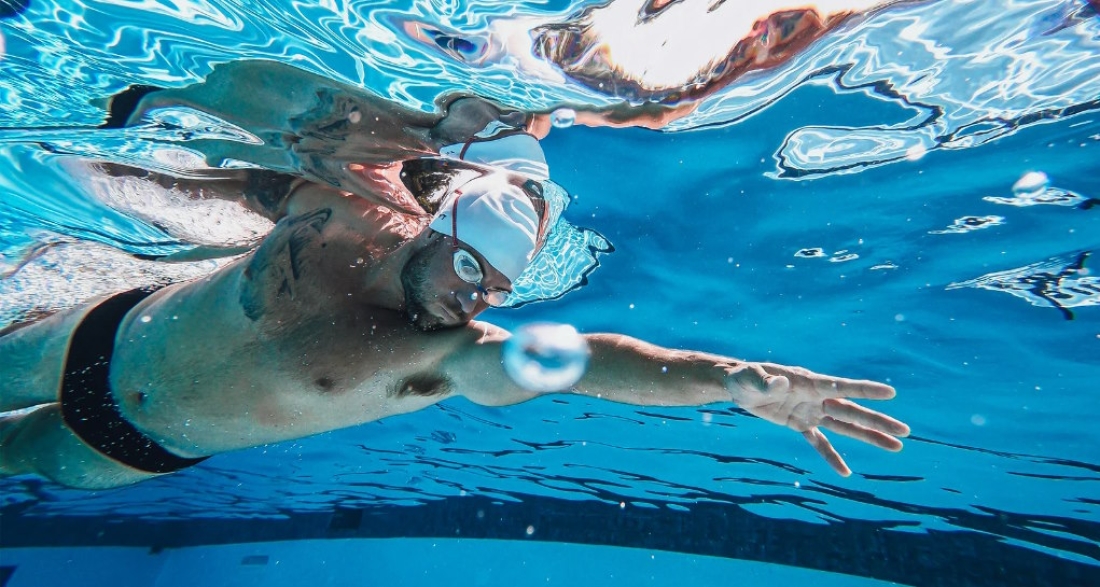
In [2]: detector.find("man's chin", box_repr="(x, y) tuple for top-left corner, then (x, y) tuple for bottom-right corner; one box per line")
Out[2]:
(406, 306), (458, 332)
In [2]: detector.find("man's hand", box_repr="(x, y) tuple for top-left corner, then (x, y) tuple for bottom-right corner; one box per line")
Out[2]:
(725, 363), (910, 477)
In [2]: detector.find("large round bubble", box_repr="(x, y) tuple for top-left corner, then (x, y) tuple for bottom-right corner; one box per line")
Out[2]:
(502, 322), (590, 392)
(549, 108), (576, 129)
(1012, 171), (1049, 195)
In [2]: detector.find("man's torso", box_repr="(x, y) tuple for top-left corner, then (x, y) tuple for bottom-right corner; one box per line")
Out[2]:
(106, 184), (477, 456)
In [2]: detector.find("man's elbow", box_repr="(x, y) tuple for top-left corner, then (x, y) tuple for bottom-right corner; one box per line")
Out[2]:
(459, 385), (540, 407)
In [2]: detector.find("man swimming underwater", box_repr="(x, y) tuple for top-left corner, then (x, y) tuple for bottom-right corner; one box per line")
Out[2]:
(0, 61), (909, 489)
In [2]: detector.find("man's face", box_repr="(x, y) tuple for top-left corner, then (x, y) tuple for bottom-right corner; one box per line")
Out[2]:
(399, 235), (511, 331)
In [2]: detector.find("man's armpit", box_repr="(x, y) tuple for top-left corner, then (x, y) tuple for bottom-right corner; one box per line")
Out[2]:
(244, 170), (300, 222)
(239, 208), (332, 321)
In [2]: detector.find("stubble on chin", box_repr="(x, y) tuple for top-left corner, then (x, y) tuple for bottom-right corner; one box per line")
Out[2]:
(400, 249), (445, 332)
(406, 303), (446, 332)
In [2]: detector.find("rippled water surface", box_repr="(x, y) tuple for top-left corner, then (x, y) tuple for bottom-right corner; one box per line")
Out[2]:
(1, 1), (1098, 585)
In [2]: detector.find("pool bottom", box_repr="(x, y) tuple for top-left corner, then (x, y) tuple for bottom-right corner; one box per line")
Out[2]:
(4, 488), (1096, 586)
(1, 539), (899, 587)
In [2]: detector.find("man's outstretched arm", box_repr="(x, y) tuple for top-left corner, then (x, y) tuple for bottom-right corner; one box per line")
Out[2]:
(445, 323), (909, 477)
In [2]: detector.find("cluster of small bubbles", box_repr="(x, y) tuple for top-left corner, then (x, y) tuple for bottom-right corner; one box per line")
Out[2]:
(525, 525), (535, 536)
(895, 314), (905, 322)
(1012, 171), (1050, 195)
(549, 108), (576, 129)
(970, 414), (987, 426)
(502, 323), (590, 393)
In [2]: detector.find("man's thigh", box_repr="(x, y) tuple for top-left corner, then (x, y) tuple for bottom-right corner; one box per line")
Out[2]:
(0, 303), (92, 412)
(0, 404), (158, 489)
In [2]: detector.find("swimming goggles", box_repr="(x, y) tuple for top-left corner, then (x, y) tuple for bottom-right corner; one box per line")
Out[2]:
(448, 192), (511, 307)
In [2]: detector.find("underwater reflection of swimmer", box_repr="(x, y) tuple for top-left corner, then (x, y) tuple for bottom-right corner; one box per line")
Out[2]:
(0, 64), (909, 489)
(405, 0), (899, 104)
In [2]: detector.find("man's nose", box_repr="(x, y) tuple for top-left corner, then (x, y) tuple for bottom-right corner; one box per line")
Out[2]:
(456, 290), (478, 314)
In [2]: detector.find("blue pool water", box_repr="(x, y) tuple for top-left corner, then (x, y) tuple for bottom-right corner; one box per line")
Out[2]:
(1, 0), (1098, 585)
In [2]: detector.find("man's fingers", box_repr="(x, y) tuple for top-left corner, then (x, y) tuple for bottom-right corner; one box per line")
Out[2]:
(763, 364), (895, 400)
(828, 377), (896, 400)
(823, 398), (911, 437)
(803, 428), (851, 477)
(820, 416), (904, 451)
(765, 373), (791, 394)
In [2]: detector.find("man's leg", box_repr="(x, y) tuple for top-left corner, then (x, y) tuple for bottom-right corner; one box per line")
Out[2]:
(0, 404), (156, 489)
(0, 304), (89, 412)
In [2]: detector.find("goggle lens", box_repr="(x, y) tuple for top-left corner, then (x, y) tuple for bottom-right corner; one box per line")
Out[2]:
(482, 290), (509, 307)
(452, 249), (483, 282)
(452, 248), (509, 307)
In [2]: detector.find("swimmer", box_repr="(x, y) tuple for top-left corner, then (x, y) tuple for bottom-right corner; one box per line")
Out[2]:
(0, 167), (909, 489)
(0, 62), (909, 490)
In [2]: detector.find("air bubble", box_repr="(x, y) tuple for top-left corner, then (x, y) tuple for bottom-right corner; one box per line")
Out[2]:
(550, 108), (576, 129)
(1012, 171), (1049, 195)
(502, 323), (590, 393)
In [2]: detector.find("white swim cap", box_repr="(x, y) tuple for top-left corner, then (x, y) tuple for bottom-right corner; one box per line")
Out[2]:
(440, 132), (550, 181)
(428, 175), (541, 282)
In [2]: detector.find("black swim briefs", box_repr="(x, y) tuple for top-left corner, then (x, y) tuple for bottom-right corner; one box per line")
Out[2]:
(60, 289), (208, 474)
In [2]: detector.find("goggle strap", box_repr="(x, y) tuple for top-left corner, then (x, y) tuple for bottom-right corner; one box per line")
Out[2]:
(450, 189), (461, 252)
